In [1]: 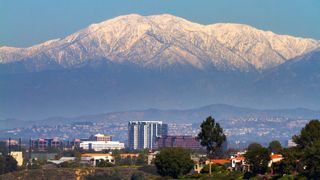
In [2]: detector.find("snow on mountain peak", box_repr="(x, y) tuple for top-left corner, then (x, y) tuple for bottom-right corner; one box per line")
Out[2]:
(1, 14), (319, 71)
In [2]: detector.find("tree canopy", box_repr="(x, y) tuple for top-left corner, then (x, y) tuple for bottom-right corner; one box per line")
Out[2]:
(268, 140), (282, 154)
(244, 143), (270, 175)
(197, 116), (226, 158)
(96, 159), (114, 167)
(293, 119), (320, 149)
(293, 119), (320, 178)
(154, 147), (194, 178)
(0, 155), (18, 175)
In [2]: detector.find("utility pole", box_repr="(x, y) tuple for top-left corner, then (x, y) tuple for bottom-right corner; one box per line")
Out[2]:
(8, 137), (11, 154)
(29, 138), (32, 160)
(19, 138), (22, 151)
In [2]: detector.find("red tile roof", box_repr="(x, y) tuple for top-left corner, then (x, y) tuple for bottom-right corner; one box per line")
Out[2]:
(231, 156), (245, 161)
(207, 159), (230, 164)
(271, 154), (283, 160)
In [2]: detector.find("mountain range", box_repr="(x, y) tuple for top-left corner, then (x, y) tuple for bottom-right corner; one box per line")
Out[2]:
(0, 14), (320, 119)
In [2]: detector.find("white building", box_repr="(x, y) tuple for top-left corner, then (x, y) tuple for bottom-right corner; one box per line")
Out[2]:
(10, 151), (23, 166)
(89, 134), (112, 142)
(80, 141), (124, 151)
(231, 151), (246, 171)
(81, 153), (115, 166)
(128, 121), (168, 150)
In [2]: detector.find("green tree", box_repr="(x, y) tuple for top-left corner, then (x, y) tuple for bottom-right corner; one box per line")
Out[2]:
(293, 119), (320, 149)
(244, 143), (270, 175)
(0, 155), (18, 175)
(268, 140), (282, 154)
(119, 156), (133, 166)
(293, 120), (320, 178)
(131, 171), (145, 180)
(197, 116), (226, 158)
(200, 163), (225, 174)
(275, 147), (301, 175)
(154, 147), (194, 178)
(300, 140), (320, 178)
(112, 149), (121, 166)
(96, 159), (114, 167)
(136, 154), (147, 166)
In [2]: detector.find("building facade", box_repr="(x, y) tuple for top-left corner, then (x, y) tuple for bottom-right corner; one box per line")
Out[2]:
(156, 135), (201, 150)
(30, 138), (62, 151)
(80, 141), (124, 151)
(81, 153), (115, 166)
(89, 134), (112, 142)
(10, 151), (23, 166)
(128, 121), (168, 150)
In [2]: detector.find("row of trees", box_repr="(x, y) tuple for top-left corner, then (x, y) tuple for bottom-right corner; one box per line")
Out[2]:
(281, 120), (320, 178)
(244, 120), (320, 179)
(153, 117), (320, 178)
(154, 116), (226, 178)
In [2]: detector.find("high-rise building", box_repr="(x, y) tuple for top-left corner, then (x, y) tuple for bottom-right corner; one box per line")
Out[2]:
(128, 121), (168, 150)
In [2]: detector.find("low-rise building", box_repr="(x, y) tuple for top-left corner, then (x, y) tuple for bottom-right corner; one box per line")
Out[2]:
(80, 141), (124, 151)
(1, 139), (18, 146)
(89, 134), (112, 142)
(81, 153), (115, 166)
(156, 135), (201, 150)
(268, 153), (283, 167)
(31, 138), (62, 151)
(10, 151), (23, 166)
(194, 158), (230, 173)
(231, 152), (246, 171)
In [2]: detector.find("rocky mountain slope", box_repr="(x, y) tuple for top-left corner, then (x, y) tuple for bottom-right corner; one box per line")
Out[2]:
(0, 14), (319, 119)
(1, 14), (319, 71)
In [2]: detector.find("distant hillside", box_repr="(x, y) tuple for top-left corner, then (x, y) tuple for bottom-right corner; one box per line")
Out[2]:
(1, 104), (319, 130)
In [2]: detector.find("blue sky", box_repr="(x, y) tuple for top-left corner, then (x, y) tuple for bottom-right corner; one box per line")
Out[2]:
(1, 0), (319, 47)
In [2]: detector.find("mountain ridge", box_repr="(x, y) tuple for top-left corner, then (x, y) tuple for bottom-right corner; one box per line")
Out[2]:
(1, 103), (320, 130)
(1, 14), (320, 119)
(1, 14), (319, 71)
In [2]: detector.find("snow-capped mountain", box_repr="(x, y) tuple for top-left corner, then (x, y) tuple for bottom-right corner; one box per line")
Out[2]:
(1, 14), (320, 119)
(1, 14), (319, 71)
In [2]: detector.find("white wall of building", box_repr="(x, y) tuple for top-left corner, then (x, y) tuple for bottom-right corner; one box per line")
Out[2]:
(10, 151), (23, 166)
(80, 141), (124, 151)
(81, 155), (115, 166)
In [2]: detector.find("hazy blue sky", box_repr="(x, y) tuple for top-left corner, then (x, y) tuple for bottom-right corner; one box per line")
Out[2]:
(1, 0), (319, 47)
